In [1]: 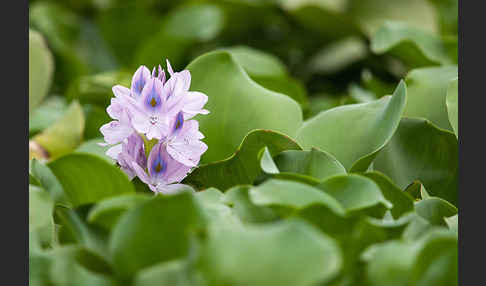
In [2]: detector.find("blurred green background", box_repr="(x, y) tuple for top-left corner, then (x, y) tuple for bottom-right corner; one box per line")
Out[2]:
(29, 0), (458, 160)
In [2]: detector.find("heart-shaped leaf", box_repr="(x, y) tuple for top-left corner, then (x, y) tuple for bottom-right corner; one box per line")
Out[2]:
(29, 29), (54, 113)
(183, 129), (301, 191)
(48, 153), (135, 207)
(296, 80), (407, 171)
(186, 50), (303, 163)
(374, 118), (458, 205)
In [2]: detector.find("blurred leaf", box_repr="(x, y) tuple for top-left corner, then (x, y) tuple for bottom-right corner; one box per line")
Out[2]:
(348, 84), (377, 103)
(134, 260), (192, 286)
(186, 50), (303, 163)
(374, 118), (458, 205)
(29, 29), (54, 113)
(415, 197), (457, 226)
(404, 65), (458, 130)
(183, 129), (301, 191)
(29, 185), (55, 248)
(362, 171), (414, 219)
(48, 153), (135, 207)
(195, 188), (240, 225)
(109, 192), (205, 277)
(444, 214), (458, 235)
(75, 138), (114, 163)
(223, 185), (279, 223)
(32, 100), (85, 160)
(66, 71), (131, 107)
(428, 0), (458, 36)
(371, 21), (452, 68)
(260, 148), (346, 184)
(83, 104), (111, 140)
(87, 194), (151, 231)
(29, 96), (67, 137)
(198, 219), (342, 286)
(30, 159), (70, 206)
(135, 3), (224, 69)
(446, 77), (458, 137)
(308, 36), (368, 74)
(296, 80), (406, 171)
(316, 174), (392, 217)
(249, 179), (345, 215)
(348, 0), (438, 36)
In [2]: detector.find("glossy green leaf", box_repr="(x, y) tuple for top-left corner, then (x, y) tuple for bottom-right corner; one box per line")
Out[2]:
(316, 174), (392, 217)
(32, 101), (85, 160)
(404, 65), (458, 130)
(371, 21), (452, 67)
(225, 46), (287, 78)
(29, 185), (55, 248)
(446, 77), (458, 137)
(109, 192), (205, 277)
(261, 148), (347, 184)
(186, 51), (303, 163)
(87, 194), (151, 231)
(249, 179), (345, 215)
(198, 219), (342, 286)
(183, 129), (301, 190)
(374, 118), (458, 205)
(296, 80), (407, 171)
(415, 197), (457, 226)
(362, 171), (414, 219)
(48, 153), (135, 207)
(29, 29), (54, 112)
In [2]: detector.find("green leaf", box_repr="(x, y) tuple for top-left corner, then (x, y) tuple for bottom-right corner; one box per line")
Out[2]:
(446, 77), (458, 137)
(29, 30), (54, 113)
(371, 21), (452, 67)
(66, 71), (131, 107)
(444, 214), (458, 235)
(87, 194), (152, 231)
(195, 188), (240, 225)
(296, 80), (407, 171)
(29, 185), (55, 248)
(225, 46), (309, 109)
(223, 185), (279, 223)
(75, 138), (114, 164)
(374, 118), (458, 205)
(32, 100), (85, 160)
(186, 51), (303, 163)
(261, 148), (347, 184)
(410, 230), (458, 286)
(316, 174), (392, 217)
(109, 192), (205, 277)
(415, 197), (457, 226)
(48, 153), (135, 207)
(404, 65), (458, 131)
(198, 219), (342, 286)
(134, 260), (192, 286)
(249, 179), (346, 215)
(29, 96), (67, 137)
(30, 158), (70, 206)
(183, 129), (301, 191)
(83, 104), (111, 140)
(362, 171), (414, 219)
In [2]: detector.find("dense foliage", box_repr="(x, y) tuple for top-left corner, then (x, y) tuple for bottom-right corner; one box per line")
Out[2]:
(29, 0), (458, 285)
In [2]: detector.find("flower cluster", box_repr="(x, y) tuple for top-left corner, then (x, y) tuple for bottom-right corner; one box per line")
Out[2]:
(99, 60), (209, 194)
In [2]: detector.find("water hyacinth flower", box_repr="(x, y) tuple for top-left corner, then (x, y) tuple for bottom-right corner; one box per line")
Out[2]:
(99, 60), (209, 193)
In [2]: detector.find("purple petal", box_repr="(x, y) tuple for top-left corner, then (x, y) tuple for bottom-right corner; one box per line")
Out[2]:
(106, 144), (122, 160)
(158, 65), (166, 84)
(182, 91), (210, 119)
(131, 160), (151, 186)
(166, 59), (174, 76)
(141, 78), (164, 112)
(100, 120), (133, 144)
(131, 66), (151, 96)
